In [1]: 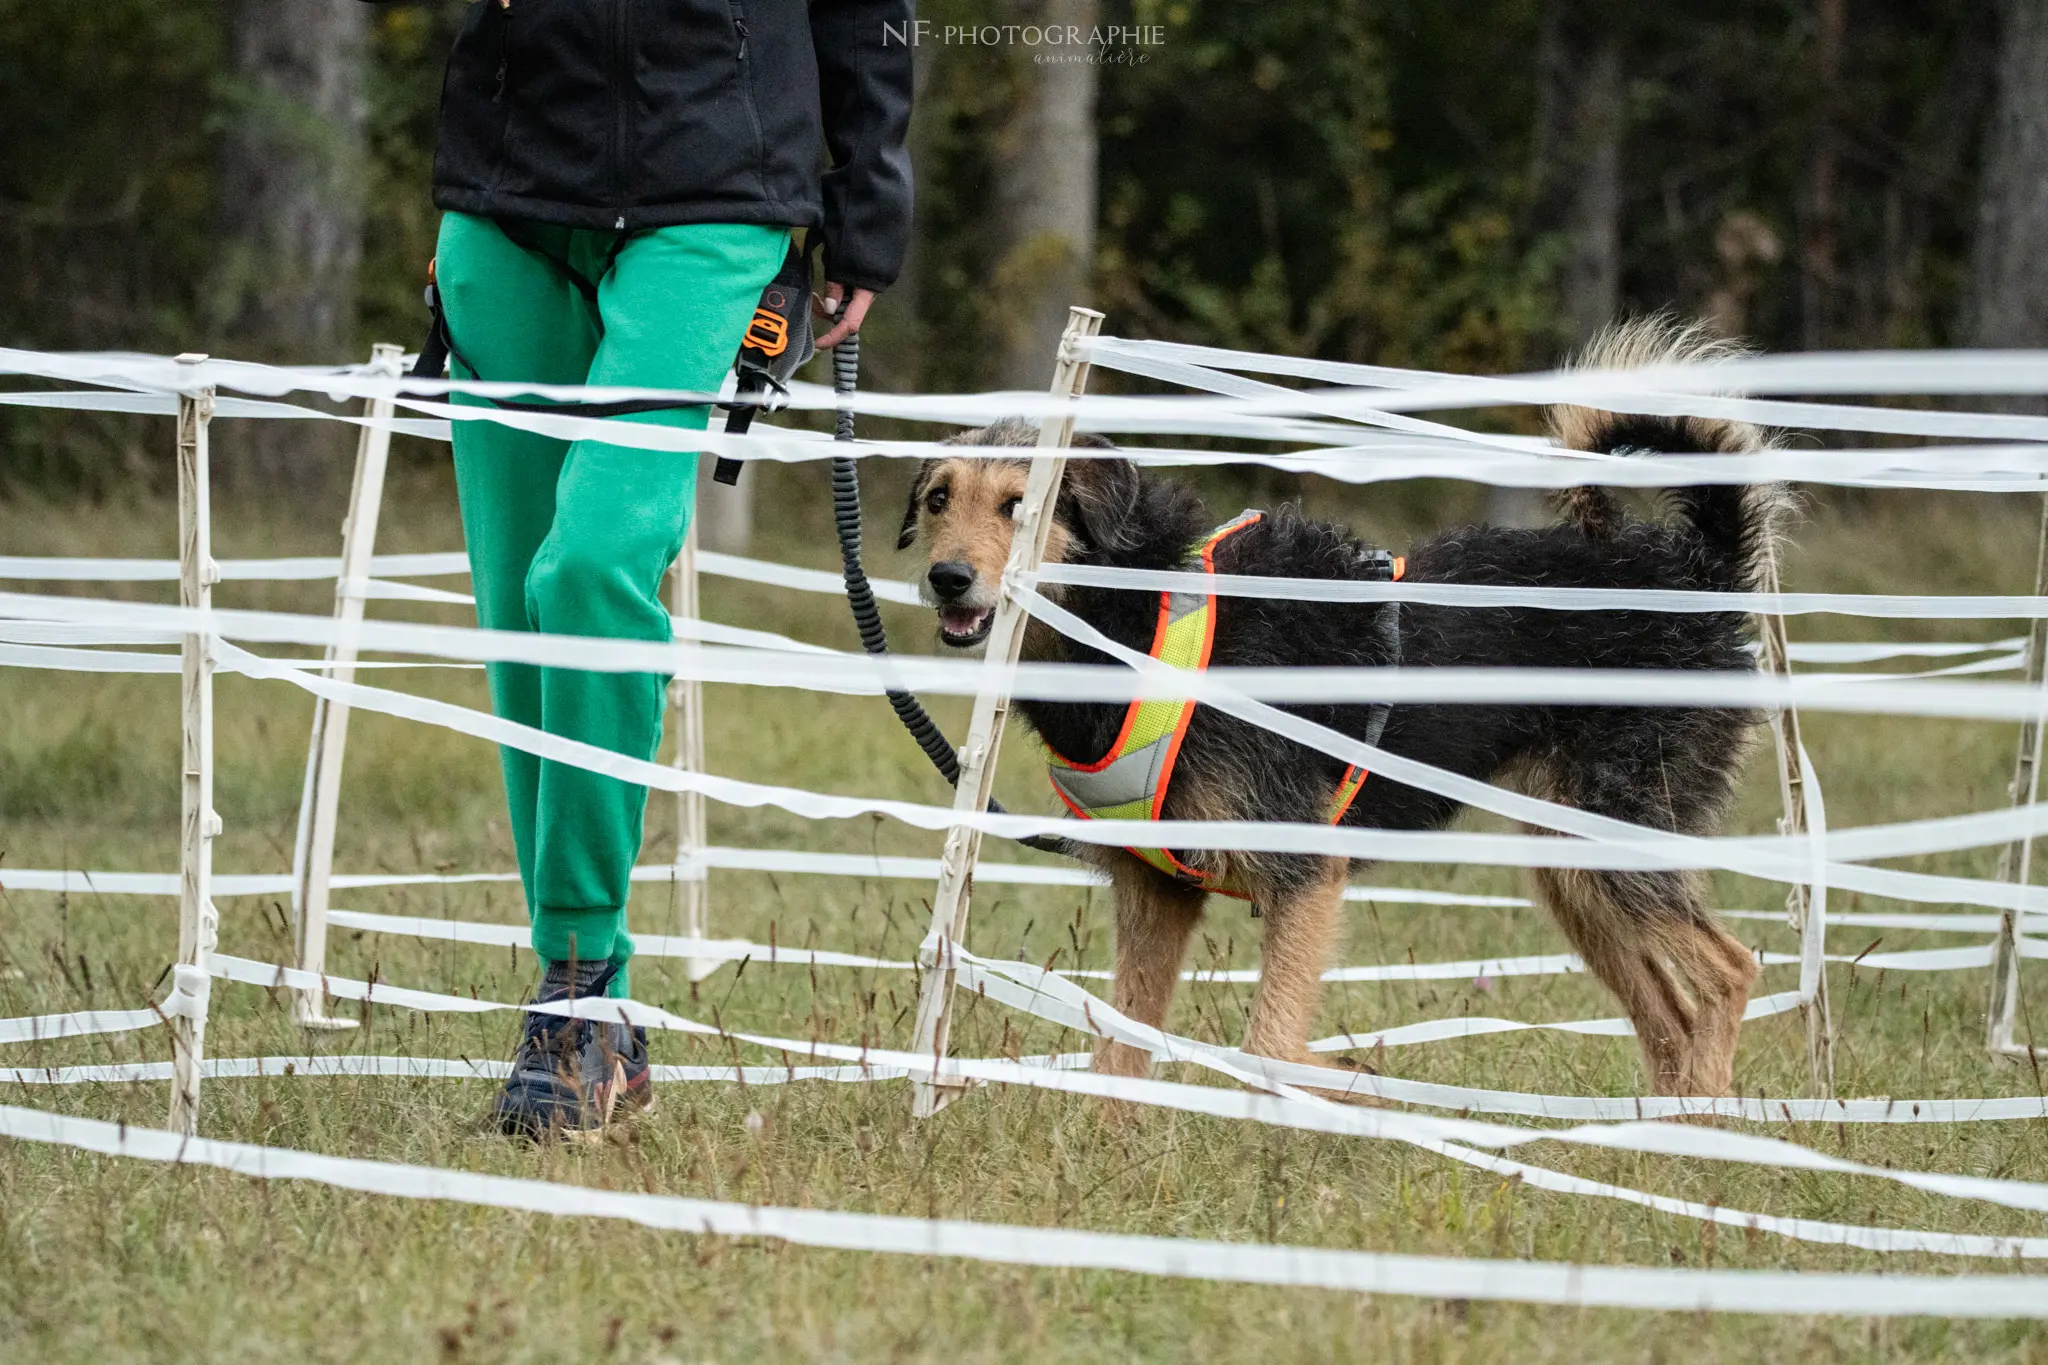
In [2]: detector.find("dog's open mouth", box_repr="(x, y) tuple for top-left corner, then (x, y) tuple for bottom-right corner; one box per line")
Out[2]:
(938, 604), (994, 647)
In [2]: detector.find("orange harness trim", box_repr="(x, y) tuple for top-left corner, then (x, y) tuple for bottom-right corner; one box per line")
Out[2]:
(1043, 515), (1405, 900)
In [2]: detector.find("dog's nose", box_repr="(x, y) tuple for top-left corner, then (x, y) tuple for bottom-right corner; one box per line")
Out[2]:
(927, 561), (975, 602)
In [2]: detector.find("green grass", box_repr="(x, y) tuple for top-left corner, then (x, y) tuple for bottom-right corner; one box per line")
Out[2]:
(3, 463), (2048, 1363)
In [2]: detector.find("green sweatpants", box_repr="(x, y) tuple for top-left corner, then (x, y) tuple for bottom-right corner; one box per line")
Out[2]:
(436, 212), (789, 996)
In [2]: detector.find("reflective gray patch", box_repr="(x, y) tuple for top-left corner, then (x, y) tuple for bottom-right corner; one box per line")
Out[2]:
(1048, 736), (1175, 815)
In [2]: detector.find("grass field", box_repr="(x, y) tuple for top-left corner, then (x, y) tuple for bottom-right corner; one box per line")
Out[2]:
(4, 456), (2048, 1363)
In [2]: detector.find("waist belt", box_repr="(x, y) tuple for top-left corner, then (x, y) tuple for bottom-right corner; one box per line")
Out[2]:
(410, 223), (815, 487)
(1043, 512), (1405, 900)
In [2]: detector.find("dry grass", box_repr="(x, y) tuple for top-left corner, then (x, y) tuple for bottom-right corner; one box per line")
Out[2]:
(2, 461), (2047, 1363)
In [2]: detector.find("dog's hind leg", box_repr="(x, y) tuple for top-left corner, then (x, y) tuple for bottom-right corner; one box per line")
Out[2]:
(1531, 865), (1702, 1094)
(1664, 917), (1759, 1097)
(1532, 864), (1758, 1096)
(1242, 857), (1350, 1065)
(1095, 857), (1209, 1079)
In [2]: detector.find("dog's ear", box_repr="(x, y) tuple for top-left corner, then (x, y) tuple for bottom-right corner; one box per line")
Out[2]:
(897, 459), (937, 550)
(1056, 449), (1140, 555)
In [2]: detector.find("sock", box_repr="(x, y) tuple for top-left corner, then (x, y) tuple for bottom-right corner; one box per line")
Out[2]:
(541, 957), (610, 997)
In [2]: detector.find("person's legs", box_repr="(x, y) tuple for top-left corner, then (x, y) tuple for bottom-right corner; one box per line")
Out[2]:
(520, 223), (792, 994)
(434, 212), (600, 929)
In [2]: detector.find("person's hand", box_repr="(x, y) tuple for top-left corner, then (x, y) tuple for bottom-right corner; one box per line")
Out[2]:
(814, 282), (876, 350)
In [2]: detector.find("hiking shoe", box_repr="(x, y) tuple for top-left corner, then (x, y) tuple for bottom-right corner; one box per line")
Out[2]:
(492, 964), (654, 1142)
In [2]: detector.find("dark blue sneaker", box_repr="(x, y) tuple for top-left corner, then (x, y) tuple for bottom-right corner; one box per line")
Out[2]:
(492, 964), (654, 1142)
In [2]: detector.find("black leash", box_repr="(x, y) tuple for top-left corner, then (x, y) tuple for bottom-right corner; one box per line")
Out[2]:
(410, 230), (1069, 858)
(825, 336), (1072, 859)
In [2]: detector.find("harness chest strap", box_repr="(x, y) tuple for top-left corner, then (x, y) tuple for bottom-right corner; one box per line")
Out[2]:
(1043, 512), (1405, 900)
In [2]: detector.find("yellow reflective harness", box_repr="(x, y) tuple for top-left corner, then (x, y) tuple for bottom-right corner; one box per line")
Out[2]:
(1043, 511), (1404, 899)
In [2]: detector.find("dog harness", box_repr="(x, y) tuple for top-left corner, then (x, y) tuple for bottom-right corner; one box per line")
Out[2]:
(1043, 511), (1405, 900)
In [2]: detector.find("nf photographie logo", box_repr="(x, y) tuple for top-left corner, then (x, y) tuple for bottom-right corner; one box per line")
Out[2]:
(883, 21), (1167, 64)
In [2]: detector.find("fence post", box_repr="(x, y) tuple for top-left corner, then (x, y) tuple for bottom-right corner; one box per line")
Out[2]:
(168, 355), (219, 1134)
(670, 518), (719, 980)
(909, 305), (1103, 1118)
(1989, 491), (2048, 1059)
(1758, 551), (1834, 1095)
(288, 342), (403, 1028)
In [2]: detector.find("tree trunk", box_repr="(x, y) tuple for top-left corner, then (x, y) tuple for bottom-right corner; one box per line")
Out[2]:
(1531, 0), (1623, 352)
(1508, 1), (1623, 525)
(210, 0), (369, 488)
(1558, 36), (1622, 349)
(1800, 0), (1846, 351)
(1970, 0), (2048, 350)
(993, 0), (1100, 390)
(894, 27), (942, 371)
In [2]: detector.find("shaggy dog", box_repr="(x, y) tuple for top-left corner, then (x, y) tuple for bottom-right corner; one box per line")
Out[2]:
(896, 320), (1786, 1097)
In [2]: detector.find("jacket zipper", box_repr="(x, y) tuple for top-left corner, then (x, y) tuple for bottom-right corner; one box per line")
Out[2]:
(609, 0), (629, 228)
(489, 3), (510, 102)
(487, 5), (514, 182)
(729, 1), (768, 194)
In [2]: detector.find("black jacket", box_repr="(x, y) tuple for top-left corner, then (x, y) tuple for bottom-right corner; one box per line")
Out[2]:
(372, 0), (914, 291)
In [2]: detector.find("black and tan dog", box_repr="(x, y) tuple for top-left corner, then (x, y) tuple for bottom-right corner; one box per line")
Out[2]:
(897, 319), (1786, 1097)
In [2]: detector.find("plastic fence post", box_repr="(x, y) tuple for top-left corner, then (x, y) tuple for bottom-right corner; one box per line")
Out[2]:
(1989, 491), (2048, 1060)
(168, 355), (219, 1135)
(1758, 552), (1834, 1095)
(671, 517), (718, 981)
(909, 305), (1104, 1119)
(289, 343), (403, 1029)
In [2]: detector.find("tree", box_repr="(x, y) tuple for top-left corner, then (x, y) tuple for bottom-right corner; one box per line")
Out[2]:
(0, 0), (221, 494)
(1799, 0), (1845, 350)
(992, 0), (1101, 388)
(208, 0), (370, 486)
(1531, 0), (1624, 350)
(1967, 0), (2048, 351)
(1494, 0), (1625, 524)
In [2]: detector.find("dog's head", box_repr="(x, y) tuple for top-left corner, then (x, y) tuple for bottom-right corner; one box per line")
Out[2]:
(896, 418), (1134, 650)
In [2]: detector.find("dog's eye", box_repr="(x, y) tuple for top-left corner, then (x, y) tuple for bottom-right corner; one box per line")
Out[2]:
(925, 485), (950, 515)
(1000, 497), (1021, 520)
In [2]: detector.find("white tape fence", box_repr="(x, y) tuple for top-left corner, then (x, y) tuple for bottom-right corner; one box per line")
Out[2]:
(5, 333), (2048, 1313)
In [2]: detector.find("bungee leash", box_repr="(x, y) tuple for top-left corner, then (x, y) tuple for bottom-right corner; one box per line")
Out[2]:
(825, 333), (1072, 859)
(410, 232), (1069, 857)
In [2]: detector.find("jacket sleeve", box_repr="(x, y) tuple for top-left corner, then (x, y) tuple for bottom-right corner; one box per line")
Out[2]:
(810, 0), (915, 292)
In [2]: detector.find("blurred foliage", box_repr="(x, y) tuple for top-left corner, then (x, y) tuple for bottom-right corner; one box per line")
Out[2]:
(0, 0), (2008, 495)
(0, 0), (220, 492)
(1096, 0), (1556, 376)
(359, 0), (466, 357)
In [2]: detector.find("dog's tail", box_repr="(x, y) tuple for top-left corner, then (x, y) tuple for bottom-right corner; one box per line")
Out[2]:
(1546, 315), (1789, 591)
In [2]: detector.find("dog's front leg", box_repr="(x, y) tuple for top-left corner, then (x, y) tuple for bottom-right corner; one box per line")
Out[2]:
(1243, 857), (1349, 1065)
(1095, 859), (1207, 1078)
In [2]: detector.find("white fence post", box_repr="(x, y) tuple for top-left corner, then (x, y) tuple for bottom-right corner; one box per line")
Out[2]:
(670, 518), (718, 980)
(909, 305), (1103, 1118)
(288, 342), (403, 1029)
(167, 355), (219, 1135)
(1758, 553), (1834, 1095)
(1989, 491), (2048, 1060)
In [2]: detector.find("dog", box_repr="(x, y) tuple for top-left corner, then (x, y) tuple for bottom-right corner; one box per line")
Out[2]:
(896, 319), (1786, 1097)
